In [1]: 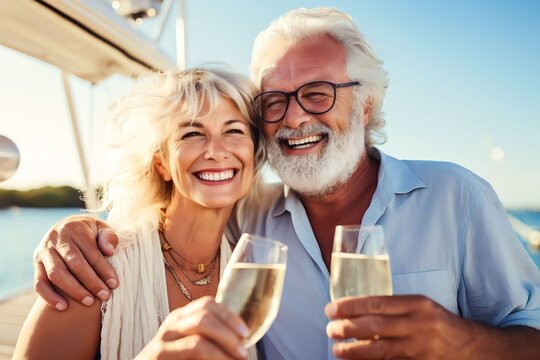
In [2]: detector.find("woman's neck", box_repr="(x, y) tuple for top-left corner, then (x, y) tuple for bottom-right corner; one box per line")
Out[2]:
(161, 196), (233, 266)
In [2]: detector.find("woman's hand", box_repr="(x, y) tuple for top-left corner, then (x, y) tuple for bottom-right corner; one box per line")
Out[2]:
(135, 297), (249, 360)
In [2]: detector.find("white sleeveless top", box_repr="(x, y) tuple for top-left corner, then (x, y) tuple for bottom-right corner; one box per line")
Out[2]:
(100, 221), (257, 359)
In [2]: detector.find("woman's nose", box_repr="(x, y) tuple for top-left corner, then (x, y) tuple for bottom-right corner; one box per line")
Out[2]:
(203, 137), (229, 160)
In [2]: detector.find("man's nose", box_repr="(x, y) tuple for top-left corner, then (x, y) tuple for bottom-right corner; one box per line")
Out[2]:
(204, 137), (229, 160)
(282, 96), (311, 129)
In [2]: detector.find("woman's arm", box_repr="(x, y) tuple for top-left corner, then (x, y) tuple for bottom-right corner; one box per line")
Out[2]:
(12, 291), (101, 360)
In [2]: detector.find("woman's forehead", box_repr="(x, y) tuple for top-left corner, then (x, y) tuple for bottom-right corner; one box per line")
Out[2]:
(178, 117), (249, 128)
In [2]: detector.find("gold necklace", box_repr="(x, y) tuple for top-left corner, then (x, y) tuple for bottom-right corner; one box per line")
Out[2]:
(167, 246), (218, 286)
(159, 212), (219, 274)
(163, 256), (193, 302)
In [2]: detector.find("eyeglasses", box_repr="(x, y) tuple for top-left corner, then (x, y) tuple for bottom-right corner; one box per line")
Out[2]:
(254, 80), (360, 123)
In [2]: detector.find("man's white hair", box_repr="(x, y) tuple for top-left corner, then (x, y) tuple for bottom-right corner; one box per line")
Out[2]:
(250, 7), (389, 147)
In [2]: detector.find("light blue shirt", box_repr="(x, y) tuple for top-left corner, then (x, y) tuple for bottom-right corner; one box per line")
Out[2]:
(229, 149), (540, 360)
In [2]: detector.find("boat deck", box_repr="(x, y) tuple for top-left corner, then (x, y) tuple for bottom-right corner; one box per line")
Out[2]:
(0, 290), (36, 359)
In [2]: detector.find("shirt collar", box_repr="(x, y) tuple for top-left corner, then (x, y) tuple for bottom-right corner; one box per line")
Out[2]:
(360, 148), (427, 226)
(375, 148), (427, 196)
(272, 184), (289, 217)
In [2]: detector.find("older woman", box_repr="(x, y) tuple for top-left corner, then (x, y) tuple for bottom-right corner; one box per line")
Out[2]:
(14, 69), (265, 360)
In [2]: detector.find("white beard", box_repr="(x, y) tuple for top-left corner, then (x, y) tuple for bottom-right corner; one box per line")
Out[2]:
(267, 105), (366, 197)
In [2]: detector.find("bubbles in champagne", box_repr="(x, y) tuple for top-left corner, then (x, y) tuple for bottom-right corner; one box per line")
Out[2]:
(330, 253), (392, 300)
(216, 263), (286, 347)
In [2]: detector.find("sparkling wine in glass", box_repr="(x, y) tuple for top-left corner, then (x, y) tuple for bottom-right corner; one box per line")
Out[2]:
(216, 233), (288, 348)
(330, 225), (392, 300)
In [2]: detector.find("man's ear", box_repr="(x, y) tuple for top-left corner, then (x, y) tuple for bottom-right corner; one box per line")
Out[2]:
(153, 153), (172, 181)
(363, 97), (373, 127)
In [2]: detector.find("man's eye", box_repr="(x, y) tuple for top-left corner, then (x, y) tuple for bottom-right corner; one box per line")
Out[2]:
(263, 96), (286, 111)
(302, 91), (329, 102)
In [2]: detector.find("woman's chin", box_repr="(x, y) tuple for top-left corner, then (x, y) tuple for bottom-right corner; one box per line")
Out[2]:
(195, 195), (243, 210)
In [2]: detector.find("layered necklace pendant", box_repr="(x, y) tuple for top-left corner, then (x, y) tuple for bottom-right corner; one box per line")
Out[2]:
(197, 263), (205, 274)
(161, 238), (218, 286)
(192, 271), (213, 285)
(158, 211), (220, 301)
(163, 257), (194, 301)
(161, 245), (219, 302)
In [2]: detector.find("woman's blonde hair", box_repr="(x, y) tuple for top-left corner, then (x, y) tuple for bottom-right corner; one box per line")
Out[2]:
(98, 68), (266, 229)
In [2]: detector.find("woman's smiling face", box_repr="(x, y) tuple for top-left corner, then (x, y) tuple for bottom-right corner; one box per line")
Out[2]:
(156, 97), (255, 210)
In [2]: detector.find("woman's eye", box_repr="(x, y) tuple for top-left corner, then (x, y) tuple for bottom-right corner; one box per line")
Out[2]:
(181, 131), (203, 139)
(227, 128), (245, 135)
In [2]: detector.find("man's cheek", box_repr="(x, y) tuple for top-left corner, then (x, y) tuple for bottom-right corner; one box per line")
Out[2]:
(263, 124), (278, 139)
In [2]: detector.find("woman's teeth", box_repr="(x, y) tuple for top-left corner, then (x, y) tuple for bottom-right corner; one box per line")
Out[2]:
(197, 170), (234, 181)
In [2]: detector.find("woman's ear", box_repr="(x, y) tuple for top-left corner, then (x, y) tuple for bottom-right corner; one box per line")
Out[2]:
(153, 153), (172, 181)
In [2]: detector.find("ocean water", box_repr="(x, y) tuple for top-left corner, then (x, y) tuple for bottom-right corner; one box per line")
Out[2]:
(508, 209), (540, 267)
(0, 208), (87, 300)
(1, 208), (539, 301)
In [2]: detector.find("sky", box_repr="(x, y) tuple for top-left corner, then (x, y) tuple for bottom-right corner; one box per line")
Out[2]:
(0, 0), (539, 208)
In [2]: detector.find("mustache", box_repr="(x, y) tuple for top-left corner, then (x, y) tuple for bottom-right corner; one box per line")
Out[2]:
(273, 123), (332, 140)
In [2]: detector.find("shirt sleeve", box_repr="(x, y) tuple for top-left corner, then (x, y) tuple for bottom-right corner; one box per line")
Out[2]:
(459, 183), (540, 329)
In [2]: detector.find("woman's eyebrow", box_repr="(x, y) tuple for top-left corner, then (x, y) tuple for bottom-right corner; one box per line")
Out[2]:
(178, 121), (203, 129)
(177, 119), (248, 129)
(224, 119), (248, 126)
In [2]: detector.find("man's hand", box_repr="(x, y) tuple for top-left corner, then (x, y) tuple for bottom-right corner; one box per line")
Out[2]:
(325, 295), (490, 359)
(33, 215), (120, 311)
(135, 297), (249, 360)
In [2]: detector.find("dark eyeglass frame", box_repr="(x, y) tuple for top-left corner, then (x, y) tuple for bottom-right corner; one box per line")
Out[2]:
(254, 80), (361, 123)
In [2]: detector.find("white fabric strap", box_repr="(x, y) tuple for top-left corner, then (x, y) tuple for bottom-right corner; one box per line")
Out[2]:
(100, 225), (257, 359)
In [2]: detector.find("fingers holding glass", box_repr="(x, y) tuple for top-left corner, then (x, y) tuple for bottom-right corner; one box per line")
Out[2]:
(216, 233), (288, 348)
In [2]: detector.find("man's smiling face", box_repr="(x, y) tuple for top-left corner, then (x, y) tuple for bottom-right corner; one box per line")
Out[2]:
(257, 34), (369, 196)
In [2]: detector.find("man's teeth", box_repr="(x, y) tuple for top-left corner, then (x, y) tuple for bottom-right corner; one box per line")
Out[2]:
(197, 170), (234, 181)
(287, 135), (322, 148)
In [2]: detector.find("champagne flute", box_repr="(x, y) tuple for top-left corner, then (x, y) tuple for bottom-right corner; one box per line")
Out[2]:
(216, 233), (288, 348)
(330, 225), (392, 300)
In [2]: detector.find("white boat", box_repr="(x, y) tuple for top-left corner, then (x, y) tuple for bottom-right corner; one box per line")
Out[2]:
(0, 1), (182, 357)
(0, 0), (182, 208)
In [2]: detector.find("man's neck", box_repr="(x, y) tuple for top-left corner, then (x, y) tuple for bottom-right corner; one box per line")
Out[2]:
(298, 152), (380, 269)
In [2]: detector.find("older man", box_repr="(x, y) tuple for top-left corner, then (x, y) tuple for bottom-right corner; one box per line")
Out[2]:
(33, 7), (540, 359)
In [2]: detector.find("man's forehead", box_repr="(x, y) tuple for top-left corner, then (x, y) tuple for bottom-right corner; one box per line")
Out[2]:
(260, 65), (340, 90)
(258, 36), (348, 91)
